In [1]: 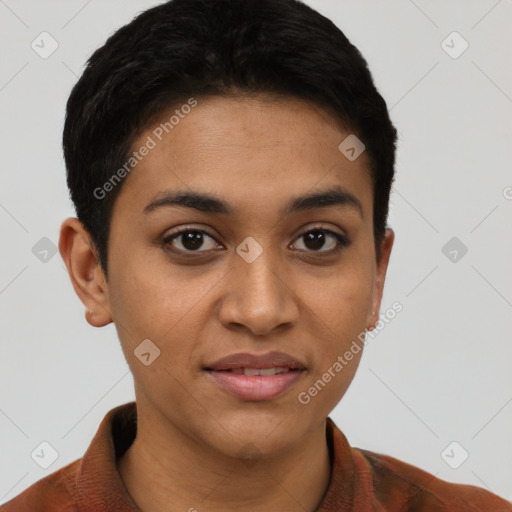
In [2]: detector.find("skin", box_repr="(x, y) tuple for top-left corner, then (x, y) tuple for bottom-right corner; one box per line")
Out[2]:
(59, 94), (394, 512)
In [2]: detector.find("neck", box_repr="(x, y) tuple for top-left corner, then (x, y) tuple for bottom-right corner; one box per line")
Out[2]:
(117, 406), (332, 512)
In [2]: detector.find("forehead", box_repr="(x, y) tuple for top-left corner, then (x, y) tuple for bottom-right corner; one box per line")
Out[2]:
(112, 95), (373, 221)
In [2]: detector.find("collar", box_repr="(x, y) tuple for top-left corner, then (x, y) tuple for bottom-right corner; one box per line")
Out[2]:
(72, 401), (357, 511)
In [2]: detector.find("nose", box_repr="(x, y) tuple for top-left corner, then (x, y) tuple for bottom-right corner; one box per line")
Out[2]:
(217, 247), (299, 336)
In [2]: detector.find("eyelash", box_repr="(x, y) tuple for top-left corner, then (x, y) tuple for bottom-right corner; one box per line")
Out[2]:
(161, 226), (350, 256)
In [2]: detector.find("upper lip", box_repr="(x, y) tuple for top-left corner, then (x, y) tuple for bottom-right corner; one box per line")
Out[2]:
(204, 351), (307, 371)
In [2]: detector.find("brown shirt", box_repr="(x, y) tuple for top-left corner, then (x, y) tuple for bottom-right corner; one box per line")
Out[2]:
(1, 401), (510, 511)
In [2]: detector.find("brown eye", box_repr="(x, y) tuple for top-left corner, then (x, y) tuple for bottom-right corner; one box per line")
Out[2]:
(163, 229), (220, 253)
(293, 228), (349, 253)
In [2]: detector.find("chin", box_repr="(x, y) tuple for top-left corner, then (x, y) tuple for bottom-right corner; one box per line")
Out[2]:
(199, 409), (311, 457)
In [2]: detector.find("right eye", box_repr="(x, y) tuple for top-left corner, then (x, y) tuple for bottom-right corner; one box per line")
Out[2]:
(162, 228), (222, 254)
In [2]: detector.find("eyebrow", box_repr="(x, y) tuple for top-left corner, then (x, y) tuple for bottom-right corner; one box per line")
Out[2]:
(142, 185), (363, 219)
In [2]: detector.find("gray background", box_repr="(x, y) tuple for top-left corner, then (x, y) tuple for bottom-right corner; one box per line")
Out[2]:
(1, 0), (511, 504)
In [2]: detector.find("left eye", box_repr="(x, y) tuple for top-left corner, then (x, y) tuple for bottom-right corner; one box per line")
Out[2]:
(292, 229), (349, 253)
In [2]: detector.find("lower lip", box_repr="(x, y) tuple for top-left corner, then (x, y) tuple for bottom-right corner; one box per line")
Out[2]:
(205, 370), (305, 401)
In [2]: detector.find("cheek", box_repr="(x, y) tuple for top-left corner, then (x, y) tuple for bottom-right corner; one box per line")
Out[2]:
(107, 258), (217, 384)
(296, 340), (363, 420)
(108, 267), (204, 403)
(309, 261), (374, 336)
(107, 250), (205, 340)
(298, 257), (373, 407)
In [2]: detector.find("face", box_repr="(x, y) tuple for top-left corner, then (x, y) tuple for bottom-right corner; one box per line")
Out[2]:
(61, 94), (394, 459)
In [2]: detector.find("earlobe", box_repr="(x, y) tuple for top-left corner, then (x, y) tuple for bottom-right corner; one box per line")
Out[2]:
(59, 217), (113, 328)
(366, 228), (395, 331)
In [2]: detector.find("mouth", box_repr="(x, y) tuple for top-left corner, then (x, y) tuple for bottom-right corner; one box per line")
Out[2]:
(204, 368), (306, 401)
(212, 367), (298, 375)
(203, 351), (307, 401)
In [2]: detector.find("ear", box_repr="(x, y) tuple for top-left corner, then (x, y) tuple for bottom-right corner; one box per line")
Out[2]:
(58, 217), (113, 327)
(366, 228), (395, 330)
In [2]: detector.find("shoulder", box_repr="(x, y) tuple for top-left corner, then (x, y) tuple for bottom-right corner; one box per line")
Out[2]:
(354, 447), (512, 511)
(0, 459), (81, 511)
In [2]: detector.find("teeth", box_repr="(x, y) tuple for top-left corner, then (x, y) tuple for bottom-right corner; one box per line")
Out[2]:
(243, 367), (290, 376)
(223, 367), (292, 375)
(258, 367), (277, 376)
